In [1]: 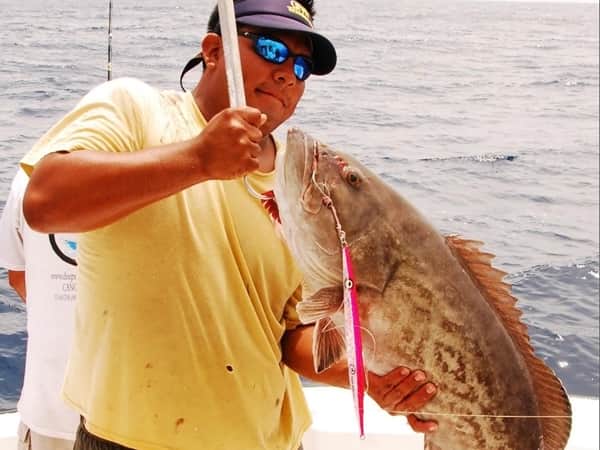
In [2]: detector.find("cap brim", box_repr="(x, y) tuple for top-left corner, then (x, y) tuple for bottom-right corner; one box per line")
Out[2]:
(237, 15), (337, 76)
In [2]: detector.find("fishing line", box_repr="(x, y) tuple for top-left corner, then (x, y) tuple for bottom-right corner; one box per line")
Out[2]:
(322, 321), (377, 358)
(388, 410), (571, 419)
(243, 176), (272, 201)
(330, 325), (565, 419)
(319, 321), (569, 419)
(312, 240), (338, 257)
(315, 310), (570, 420)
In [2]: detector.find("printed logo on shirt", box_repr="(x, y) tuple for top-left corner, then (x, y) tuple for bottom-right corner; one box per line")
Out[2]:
(48, 234), (78, 301)
(260, 190), (280, 224)
(49, 234), (78, 266)
(51, 271), (77, 301)
(260, 190), (285, 241)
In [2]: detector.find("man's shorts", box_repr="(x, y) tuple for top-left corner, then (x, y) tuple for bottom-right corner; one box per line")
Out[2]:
(73, 419), (132, 450)
(73, 418), (305, 450)
(17, 421), (75, 450)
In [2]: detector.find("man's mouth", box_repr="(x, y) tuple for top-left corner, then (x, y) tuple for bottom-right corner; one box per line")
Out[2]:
(257, 89), (286, 107)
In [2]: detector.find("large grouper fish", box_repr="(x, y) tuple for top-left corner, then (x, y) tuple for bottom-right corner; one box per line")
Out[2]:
(273, 129), (572, 450)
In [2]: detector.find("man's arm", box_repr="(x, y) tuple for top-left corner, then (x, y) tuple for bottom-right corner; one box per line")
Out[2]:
(24, 108), (266, 233)
(8, 270), (26, 302)
(282, 324), (438, 433)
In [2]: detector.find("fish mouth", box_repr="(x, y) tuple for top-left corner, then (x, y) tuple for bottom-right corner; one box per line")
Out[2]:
(274, 129), (308, 230)
(275, 128), (316, 208)
(299, 137), (325, 215)
(274, 129), (345, 290)
(292, 128), (315, 192)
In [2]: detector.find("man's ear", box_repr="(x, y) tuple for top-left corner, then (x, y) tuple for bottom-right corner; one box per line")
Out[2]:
(201, 33), (222, 69)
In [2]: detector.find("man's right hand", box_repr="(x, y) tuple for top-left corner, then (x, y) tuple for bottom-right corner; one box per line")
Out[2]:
(193, 107), (268, 180)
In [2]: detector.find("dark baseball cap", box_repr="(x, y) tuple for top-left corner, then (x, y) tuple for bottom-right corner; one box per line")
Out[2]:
(230, 0), (337, 75)
(179, 0), (337, 90)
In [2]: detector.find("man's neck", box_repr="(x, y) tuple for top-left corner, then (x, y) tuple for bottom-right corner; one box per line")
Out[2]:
(257, 134), (276, 173)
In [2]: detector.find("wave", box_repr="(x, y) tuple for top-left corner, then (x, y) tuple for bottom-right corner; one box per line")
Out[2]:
(529, 79), (593, 87)
(508, 257), (599, 285)
(420, 154), (518, 163)
(507, 258), (599, 396)
(0, 330), (26, 414)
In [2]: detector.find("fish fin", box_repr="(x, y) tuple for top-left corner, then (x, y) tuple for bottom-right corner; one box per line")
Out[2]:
(313, 317), (346, 373)
(445, 235), (572, 450)
(297, 286), (344, 324)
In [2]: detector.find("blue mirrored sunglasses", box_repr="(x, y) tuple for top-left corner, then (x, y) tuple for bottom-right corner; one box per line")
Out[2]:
(239, 31), (313, 82)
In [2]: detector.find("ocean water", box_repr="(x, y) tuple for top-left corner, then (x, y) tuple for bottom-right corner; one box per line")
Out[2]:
(0, 0), (598, 412)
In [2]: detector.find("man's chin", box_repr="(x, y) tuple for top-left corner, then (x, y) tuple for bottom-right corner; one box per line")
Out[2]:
(260, 111), (291, 135)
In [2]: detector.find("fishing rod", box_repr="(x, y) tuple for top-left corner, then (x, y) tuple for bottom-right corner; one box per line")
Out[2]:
(107, 0), (113, 81)
(47, 1), (114, 266)
(216, 1), (274, 202)
(217, 0), (245, 107)
(47, 1), (243, 265)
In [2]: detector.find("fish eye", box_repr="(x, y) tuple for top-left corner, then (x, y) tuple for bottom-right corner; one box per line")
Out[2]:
(343, 166), (362, 188)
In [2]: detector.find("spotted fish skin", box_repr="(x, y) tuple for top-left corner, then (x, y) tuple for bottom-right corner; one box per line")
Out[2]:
(274, 129), (571, 450)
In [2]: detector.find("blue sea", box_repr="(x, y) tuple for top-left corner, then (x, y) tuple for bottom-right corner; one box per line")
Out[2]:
(0, 0), (598, 412)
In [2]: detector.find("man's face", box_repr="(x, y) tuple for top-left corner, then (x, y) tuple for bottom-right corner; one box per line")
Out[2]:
(237, 27), (311, 132)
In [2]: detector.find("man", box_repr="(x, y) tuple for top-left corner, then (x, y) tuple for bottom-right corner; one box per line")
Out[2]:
(21, 1), (436, 448)
(0, 168), (79, 450)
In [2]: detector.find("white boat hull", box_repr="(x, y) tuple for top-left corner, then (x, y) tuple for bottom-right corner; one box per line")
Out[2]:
(303, 387), (599, 450)
(1, 387), (597, 449)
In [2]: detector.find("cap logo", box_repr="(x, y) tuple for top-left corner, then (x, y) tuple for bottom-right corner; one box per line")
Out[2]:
(287, 0), (313, 27)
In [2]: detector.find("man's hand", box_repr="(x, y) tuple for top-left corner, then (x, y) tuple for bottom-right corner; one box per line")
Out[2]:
(367, 366), (438, 433)
(8, 270), (26, 302)
(281, 327), (439, 433)
(194, 107), (268, 180)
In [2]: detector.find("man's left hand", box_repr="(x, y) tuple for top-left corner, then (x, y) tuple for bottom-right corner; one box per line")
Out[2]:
(367, 366), (438, 433)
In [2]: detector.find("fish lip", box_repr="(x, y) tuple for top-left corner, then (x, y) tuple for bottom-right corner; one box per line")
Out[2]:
(279, 128), (313, 199)
(301, 132), (314, 191)
(275, 129), (311, 221)
(299, 133), (325, 215)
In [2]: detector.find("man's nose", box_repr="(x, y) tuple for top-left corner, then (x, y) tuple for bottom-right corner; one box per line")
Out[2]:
(273, 60), (297, 86)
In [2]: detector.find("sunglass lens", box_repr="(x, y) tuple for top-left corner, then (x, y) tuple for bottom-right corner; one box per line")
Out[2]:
(256, 36), (288, 64)
(254, 35), (312, 81)
(294, 57), (312, 81)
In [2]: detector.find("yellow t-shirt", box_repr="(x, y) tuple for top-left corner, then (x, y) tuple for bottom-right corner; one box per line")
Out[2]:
(21, 77), (310, 450)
